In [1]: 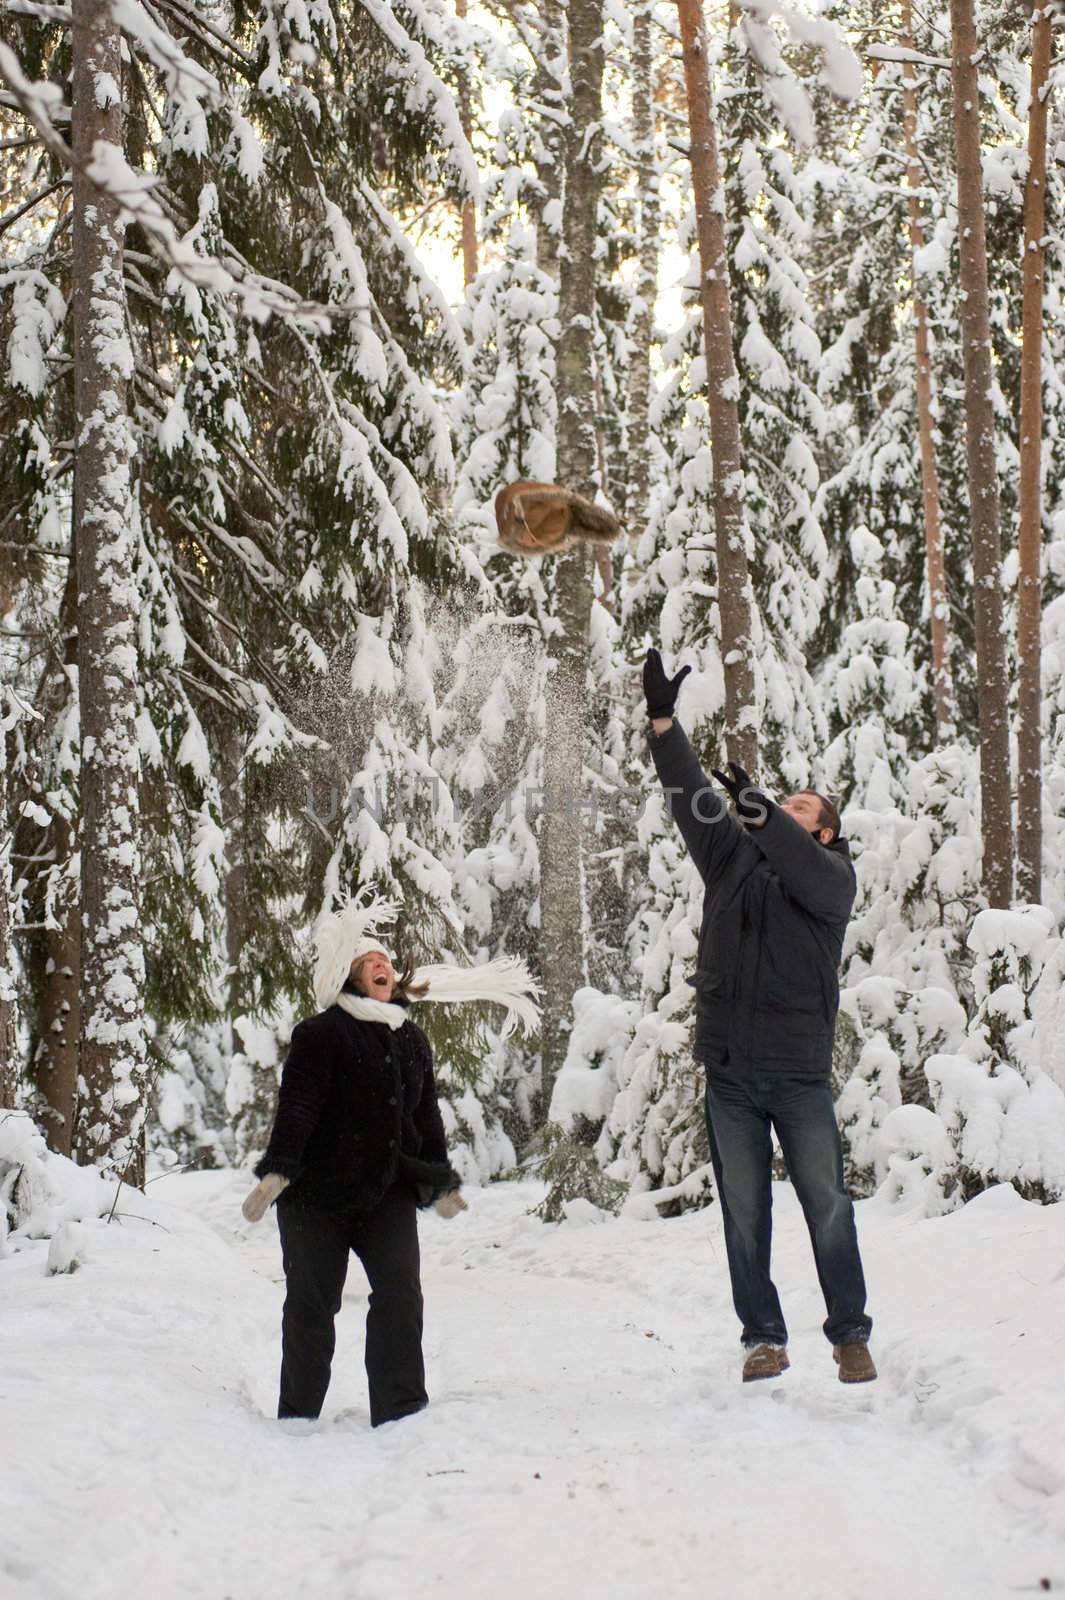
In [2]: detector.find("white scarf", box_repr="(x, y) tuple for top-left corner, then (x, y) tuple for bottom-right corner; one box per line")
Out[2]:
(336, 992), (408, 1031)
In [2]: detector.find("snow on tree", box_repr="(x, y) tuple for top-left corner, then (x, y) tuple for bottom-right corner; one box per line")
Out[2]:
(604, 11), (847, 1204)
(719, 17), (830, 788)
(948, 0), (1014, 905)
(448, 0), (633, 1149)
(821, 527), (916, 812)
(69, 1), (148, 1179)
(674, 0), (757, 773)
(0, 685), (39, 1110)
(898, 0), (957, 743)
(0, 0), (492, 1174)
(811, 32), (954, 755)
(620, 0), (666, 538)
(2, 0), (1065, 1214)
(444, 104), (559, 1134)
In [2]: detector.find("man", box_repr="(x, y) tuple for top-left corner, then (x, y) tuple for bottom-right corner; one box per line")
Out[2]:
(643, 648), (875, 1385)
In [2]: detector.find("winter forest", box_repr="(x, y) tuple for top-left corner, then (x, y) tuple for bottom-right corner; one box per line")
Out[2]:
(4, 0), (1065, 1595)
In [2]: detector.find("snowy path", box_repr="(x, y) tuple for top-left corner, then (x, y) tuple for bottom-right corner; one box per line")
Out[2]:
(4, 1175), (1065, 1600)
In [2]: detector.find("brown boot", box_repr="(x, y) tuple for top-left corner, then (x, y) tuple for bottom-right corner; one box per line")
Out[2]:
(833, 1343), (877, 1383)
(742, 1345), (790, 1383)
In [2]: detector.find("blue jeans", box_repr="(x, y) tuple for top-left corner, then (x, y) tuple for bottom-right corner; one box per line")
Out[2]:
(704, 1072), (872, 1349)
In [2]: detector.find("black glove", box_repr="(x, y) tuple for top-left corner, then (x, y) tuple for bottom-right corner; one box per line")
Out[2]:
(643, 648), (691, 720)
(710, 760), (770, 827)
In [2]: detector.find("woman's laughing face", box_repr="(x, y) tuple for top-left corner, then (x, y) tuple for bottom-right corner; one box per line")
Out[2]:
(352, 950), (396, 1002)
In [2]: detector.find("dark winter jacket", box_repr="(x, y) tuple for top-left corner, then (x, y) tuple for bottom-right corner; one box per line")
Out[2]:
(650, 720), (857, 1080)
(255, 1003), (458, 1214)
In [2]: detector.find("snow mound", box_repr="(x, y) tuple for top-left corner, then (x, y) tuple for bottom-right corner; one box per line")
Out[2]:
(0, 1111), (113, 1251)
(47, 1220), (90, 1275)
(560, 1196), (609, 1227)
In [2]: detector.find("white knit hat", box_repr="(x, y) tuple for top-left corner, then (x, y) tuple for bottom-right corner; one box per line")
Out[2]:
(312, 888), (541, 1039)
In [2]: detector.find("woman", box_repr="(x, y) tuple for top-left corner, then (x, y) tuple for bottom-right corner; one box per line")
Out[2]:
(242, 892), (539, 1428)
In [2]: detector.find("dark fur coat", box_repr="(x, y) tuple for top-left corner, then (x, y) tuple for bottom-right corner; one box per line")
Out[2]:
(255, 1003), (459, 1214)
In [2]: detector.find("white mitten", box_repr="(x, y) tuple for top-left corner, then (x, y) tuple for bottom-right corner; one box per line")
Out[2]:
(435, 1190), (468, 1220)
(242, 1172), (289, 1223)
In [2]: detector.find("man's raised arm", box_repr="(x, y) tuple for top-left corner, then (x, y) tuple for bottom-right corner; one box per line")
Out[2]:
(642, 649), (743, 883)
(750, 803), (856, 924)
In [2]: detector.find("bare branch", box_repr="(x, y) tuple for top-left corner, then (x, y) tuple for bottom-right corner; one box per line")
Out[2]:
(0, 178), (67, 234)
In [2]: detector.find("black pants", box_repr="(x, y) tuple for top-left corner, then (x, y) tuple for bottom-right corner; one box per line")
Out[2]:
(276, 1183), (427, 1427)
(705, 1071), (872, 1350)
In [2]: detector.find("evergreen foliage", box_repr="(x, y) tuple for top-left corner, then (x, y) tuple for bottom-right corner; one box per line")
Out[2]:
(2, 0), (1065, 1211)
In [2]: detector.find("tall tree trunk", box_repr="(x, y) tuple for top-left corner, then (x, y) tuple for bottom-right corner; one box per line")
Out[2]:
(1016, 0), (1052, 903)
(35, 815), (82, 1155)
(539, 0), (604, 1112)
(593, 361), (614, 611)
(71, 0), (147, 1176)
(532, 0), (565, 278)
(36, 563), (81, 1154)
(901, 0), (956, 743)
(221, 661), (251, 1023)
(948, 0), (1014, 907)
(224, 806), (249, 1023)
(0, 720), (17, 1110)
(0, 564), (18, 1109)
(624, 0), (660, 542)
(456, 0), (478, 288)
(676, 0), (756, 772)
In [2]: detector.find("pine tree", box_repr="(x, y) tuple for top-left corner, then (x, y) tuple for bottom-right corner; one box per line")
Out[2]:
(675, 0), (756, 772)
(1016, 0), (1054, 900)
(900, 0), (957, 741)
(0, 681), (36, 1110)
(1, 0), (486, 1166)
(70, 0), (148, 1177)
(949, 0), (1014, 905)
(622, 0), (663, 536)
(539, 0), (605, 1110)
(821, 527), (916, 811)
(811, 15), (960, 759)
(719, 19), (829, 787)
(611, 282), (722, 1202)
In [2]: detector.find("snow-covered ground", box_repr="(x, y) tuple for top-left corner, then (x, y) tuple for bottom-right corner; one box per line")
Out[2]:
(4, 1173), (1065, 1599)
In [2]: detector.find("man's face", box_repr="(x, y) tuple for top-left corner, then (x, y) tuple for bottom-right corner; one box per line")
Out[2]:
(352, 950), (396, 1002)
(781, 792), (832, 845)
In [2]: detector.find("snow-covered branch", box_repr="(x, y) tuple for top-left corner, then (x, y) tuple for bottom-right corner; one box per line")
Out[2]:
(866, 43), (951, 70)
(357, 178), (468, 368)
(111, 0), (222, 113)
(151, 0), (255, 70)
(3, 1), (71, 21)
(0, 35), (407, 335)
(735, 0), (862, 148)
(358, 0), (482, 202)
